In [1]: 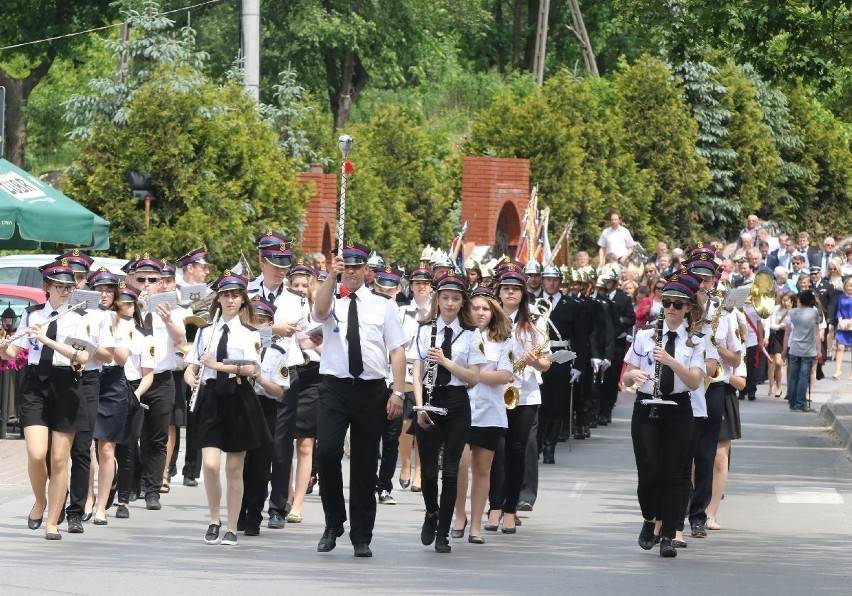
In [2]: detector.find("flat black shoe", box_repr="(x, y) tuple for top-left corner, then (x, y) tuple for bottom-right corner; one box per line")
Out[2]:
(450, 516), (467, 539)
(672, 539), (687, 548)
(468, 535), (485, 544)
(45, 531), (61, 541)
(244, 525), (260, 536)
(501, 525), (516, 534)
(411, 485), (422, 493)
(638, 521), (656, 550)
(237, 519), (247, 532)
(267, 512), (286, 529)
(115, 505), (129, 519)
(145, 494), (161, 510)
(67, 515), (84, 534)
(81, 511), (93, 522)
(353, 543), (372, 557)
(517, 501), (533, 512)
(434, 535), (452, 553)
(317, 525), (344, 552)
(421, 512), (438, 545)
(28, 516), (43, 530)
(659, 537), (677, 557)
(183, 478), (198, 487)
(399, 478), (411, 490)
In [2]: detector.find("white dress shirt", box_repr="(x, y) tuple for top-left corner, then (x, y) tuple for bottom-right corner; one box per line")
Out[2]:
(186, 318), (261, 382)
(469, 336), (511, 428)
(15, 302), (87, 367)
(314, 284), (407, 380)
(625, 321), (706, 395)
(408, 317), (488, 387)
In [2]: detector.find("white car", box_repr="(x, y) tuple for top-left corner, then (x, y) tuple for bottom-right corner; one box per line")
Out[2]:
(0, 254), (128, 287)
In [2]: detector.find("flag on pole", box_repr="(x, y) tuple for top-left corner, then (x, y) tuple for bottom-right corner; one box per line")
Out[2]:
(535, 208), (551, 264)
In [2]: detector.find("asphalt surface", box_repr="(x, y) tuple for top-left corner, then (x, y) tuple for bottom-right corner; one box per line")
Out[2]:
(1, 379), (851, 595)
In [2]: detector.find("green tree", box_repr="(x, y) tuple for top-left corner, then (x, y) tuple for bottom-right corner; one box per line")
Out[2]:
(343, 105), (455, 267)
(0, 0), (116, 165)
(613, 55), (710, 245)
(63, 67), (307, 267)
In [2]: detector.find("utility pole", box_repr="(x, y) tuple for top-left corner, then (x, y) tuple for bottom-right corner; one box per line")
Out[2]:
(532, 0), (551, 85)
(241, 0), (261, 100)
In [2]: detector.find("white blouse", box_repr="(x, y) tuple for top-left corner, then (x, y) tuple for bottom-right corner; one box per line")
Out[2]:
(469, 336), (512, 428)
(408, 317), (488, 387)
(625, 321), (706, 395)
(186, 318), (261, 382)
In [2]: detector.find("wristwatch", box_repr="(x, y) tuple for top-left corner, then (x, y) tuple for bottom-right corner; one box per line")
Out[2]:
(391, 389), (405, 399)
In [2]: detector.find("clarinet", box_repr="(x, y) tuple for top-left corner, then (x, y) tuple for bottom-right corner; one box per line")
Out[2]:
(189, 312), (221, 413)
(648, 315), (665, 420)
(423, 318), (438, 406)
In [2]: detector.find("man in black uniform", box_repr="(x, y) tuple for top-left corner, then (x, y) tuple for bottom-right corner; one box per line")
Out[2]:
(579, 269), (614, 436)
(537, 265), (579, 463)
(598, 267), (635, 425)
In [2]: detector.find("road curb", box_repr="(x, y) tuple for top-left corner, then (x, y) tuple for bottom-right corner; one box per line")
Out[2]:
(819, 402), (852, 457)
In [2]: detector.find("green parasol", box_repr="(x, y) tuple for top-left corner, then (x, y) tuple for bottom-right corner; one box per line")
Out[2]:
(0, 158), (110, 249)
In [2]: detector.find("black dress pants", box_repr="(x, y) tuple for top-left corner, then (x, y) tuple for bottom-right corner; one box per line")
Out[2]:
(688, 382), (725, 525)
(269, 375), (300, 517)
(415, 386), (471, 538)
(140, 372), (174, 498)
(631, 393), (694, 539)
(66, 370), (100, 517)
(502, 404), (538, 514)
(377, 412), (403, 493)
(241, 396), (279, 527)
(316, 376), (387, 545)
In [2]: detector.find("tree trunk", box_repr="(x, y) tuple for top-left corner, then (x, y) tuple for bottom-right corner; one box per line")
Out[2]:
(0, 53), (55, 167)
(512, 0), (523, 69)
(524, 0), (540, 72)
(493, 0), (505, 73)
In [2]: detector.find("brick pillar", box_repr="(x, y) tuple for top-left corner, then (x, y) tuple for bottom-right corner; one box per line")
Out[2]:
(460, 157), (530, 256)
(298, 164), (338, 256)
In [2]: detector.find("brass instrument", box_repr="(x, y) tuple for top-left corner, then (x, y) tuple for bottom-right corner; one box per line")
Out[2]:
(745, 270), (775, 318)
(504, 299), (553, 409)
(704, 285), (732, 389)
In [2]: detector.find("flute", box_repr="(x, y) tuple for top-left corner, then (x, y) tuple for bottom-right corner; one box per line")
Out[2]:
(189, 312), (221, 413)
(0, 302), (87, 347)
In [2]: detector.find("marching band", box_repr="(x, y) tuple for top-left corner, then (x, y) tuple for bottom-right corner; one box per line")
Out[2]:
(2, 234), (754, 560)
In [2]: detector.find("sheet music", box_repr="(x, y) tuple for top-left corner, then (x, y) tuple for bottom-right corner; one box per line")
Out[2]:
(146, 292), (178, 312)
(68, 289), (101, 311)
(258, 326), (273, 348)
(179, 283), (209, 303)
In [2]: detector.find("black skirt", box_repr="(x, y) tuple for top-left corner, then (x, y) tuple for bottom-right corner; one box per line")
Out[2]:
(294, 363), (320, 438)
(95, 366), (129, 443)
(468, 426), (505, 452)
(170, 370), (188, 427)
(196, 377), (272, 453)
(768, 329), (786, 356)
(718, 385), (742, 441)
(19, 365), (87, 433)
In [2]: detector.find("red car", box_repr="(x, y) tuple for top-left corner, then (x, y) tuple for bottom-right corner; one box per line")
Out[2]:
(0, 284), (47, 333)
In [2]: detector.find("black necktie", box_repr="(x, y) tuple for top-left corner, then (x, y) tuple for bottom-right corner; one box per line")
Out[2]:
(143, 312), (153, 331)
(268, 292), (275, 303)
(347, 295), (363, 378)
(216, 324), (229, 384)
(550, 294), (556, 305)
(659, 331), (677, 395)
(436, 326), (453, 385)
(37, 311), (58, 376)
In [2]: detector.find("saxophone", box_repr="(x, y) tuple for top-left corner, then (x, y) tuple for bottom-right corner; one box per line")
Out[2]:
(704, 299), (726, 388)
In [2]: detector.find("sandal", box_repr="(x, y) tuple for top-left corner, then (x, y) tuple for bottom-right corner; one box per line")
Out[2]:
(706, 517), (721, 530)
(159, 483), (170, 494)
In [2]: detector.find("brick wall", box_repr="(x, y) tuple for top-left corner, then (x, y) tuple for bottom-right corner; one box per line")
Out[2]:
(298, 166), (337, 256)
(460, 156), (529, 254)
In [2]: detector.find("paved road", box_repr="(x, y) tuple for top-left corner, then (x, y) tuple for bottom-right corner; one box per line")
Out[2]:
(1, 380), (851, 595)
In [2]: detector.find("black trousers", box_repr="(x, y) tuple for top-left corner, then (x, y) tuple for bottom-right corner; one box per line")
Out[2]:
(688, 383), (725, 525)
(677, 416), (702, 532)
(501, 404), (538, 514)
(415, 386), (471, 538)
(168, 370), (183, 475)
(602, 341), (628, 413)
(241, 396), (279, 527)
(377, 411), (403, 493)
(743, 345), (759, 398)
(117, 380), (143, 502)
(269, 376), (300, 517)
(182, 382), (201, 480)
(66, 370), (100, 517)
(140, 372), (174, 498)
(631, 393), (694, 539)
(518, 410), (539, 506)
(316, 376), (387, 544)
(489, 434), (505, 511)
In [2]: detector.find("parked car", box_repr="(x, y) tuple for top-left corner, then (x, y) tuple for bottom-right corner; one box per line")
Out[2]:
(0, 254), (127, 288)
(0, 284), (47, 332)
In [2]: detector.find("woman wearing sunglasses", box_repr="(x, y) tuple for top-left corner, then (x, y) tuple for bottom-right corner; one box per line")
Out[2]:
(623, 270), (706, 558)
(0, 260), (90, 540)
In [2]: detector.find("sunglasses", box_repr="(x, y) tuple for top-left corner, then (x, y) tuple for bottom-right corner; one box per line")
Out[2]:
(136, 276), (161, 284)
(662, 299), (687, 311)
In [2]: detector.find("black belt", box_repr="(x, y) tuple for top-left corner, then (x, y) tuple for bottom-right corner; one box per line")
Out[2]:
(635, 391), (690, 404)
(27, 364), (75, 373)
(293, 361), (320, 373)
(323, 375), (386, 387)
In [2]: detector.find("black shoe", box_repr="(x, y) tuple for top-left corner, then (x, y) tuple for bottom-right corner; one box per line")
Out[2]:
(672, 539), (688, 548)
(27, 504), (44, 530)
(115, 505), (129, 519)
(81, 511), (93, 522)
(237, 518), (247, 532)
(690, 521), (707, 538)
(399, 477), (411, 489)
(659, 537), (677, 557)
(411, 485), (422, 493)
(468, 535), (485, 544)
(583, 425), (591, 439)
(183, 477), (198, 487)
(589, 419), (598, 429)
(517, 501), (533, 512)
(221, 531), (238, 546)
(67, 515), (84, 534)
(306, 475), (317, 495)
(421, 512), (438, 545)
(597, 415), (608, 426)
(450, 516), (468, 539)
(145, 494), (161, 510)
(353, 543), (372, 557)
(204, 523), (221, 544)
(434, 535), (452, 553)
(747, 394), (756, 401)
(244, 525), (260, 536)
(317, 525), (344, 552)
(45, 531), (62, 541)
(268, 512), (286, 529)
(638, 521), (656, 550)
